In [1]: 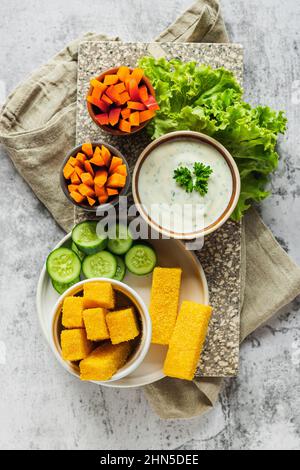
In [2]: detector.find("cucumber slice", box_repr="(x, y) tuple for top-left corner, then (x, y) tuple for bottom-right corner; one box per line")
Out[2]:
(107, 223), (133, 255)
(72, 221), (107, 255)
(113, 256), (126, 282)
(52, 277), (80, 295)
(125, 244), (157, 276)
(82, 251), (117, 279)
(71, 242), (85, 261)
(46, 248), (81, 284)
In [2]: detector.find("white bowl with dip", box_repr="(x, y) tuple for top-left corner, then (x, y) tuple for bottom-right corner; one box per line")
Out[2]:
(132, 131), (240, 239)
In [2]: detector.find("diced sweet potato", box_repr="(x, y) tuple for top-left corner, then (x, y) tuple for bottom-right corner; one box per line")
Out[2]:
(94, 170), (108, 187)
(98, 186), (108, 204)
(81, 172), (94, 187)
(84, 160), (94, 176)
(101, 145), (111, 166)
(68, 184), (79, 193)
(131, 68), (144, 85)
(119, 119), (131, 133)
(92, 87), (103, 101)
(114, 164), (127, 176)
(117, 66), (131, 82)
(107, 188), (119, 196)
(139, 109), (156, 123)
(109, 156), (123, 173)
(106, 174), (126, 188)
(118, 91), (130, 105)
(129, 111), (140, 127)
(78, 184), (95, 198)
(127, 101), (147, 111)
(95, 113), (109, 126)
(95, 184), (107, 197)
(82, 142), (94, 157)
(76, 153), (86, 164)
(75, 165), (84, 177)
(70, 191), (85, 203)
(87, 95), (109, 112)
(121, 108), (131, 119)
(68, 156), (77, 167)
(90, 147), (105, 166)
(114, 82), (126, 94)
(87, 196), (96, 206)
(109, 108), (121, 126)
(106, 86), (121, 103)
(63, 162), (74, 179)
(102, 94), (113, 105)
(71, 172), (81, 184)
(90, 79), (107, 94)
(104, 74), (119, 85)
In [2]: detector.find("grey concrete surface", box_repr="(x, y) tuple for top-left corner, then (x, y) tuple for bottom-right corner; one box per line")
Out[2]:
(0, 0), (299, 450)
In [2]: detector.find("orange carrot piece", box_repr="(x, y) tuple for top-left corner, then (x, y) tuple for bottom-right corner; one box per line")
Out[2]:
(78, 184), (95, 198)
(121, 108), (131, 119)
(90, 146), (105, 166)
(94, 170), (108, 187)
(128, 78), (140, 101)
(95, 113), (109, 126)
(84, 160), (95, 176)
(82, 142), (94, 157)
(114, 82), (126, 94)
(107, 187), (119, 196)
(109, 156), (123, 173)
(118, 91), (130, 105)
(87, 196), (96, 206)
(106, 86), (121, 103)
(75, 165), (84, 177)
(94, 184), (107, 197)
(71, 172), (81, 185)
(76, 152), (86, 164)
(139, 85), (149, 103)
(90, 79), (107, 94)
(104, 74), (119, 85)
(68, 184), (80, 193)
(106, 174), (126, 188)
(117, 66), (131, 82)
(139, 109), (156, 123)
(102, 94), (113, 105)
(63, 162), (74, 179)
(109, 108), (121, 126)
(129, 111), (140, 127)
(119, 119), (131, 133)
(80, 172), (94, 187)
(68, 156), (77, 167)
(101, 145), (111, 166)
(131, 68), (144, 85)
(70, 191), (85, 203)
(114, 164), (127, 176)
(127, 101), (147, 111)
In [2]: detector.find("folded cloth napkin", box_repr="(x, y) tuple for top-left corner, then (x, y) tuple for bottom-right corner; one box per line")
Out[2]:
(1, 0), (300, 419)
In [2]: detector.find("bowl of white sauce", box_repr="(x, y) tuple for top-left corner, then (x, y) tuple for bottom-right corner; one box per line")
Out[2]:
(132, 131), (240, 239)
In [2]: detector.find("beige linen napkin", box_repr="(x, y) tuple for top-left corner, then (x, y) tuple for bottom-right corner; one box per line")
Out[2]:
(1, 0), (300, 419)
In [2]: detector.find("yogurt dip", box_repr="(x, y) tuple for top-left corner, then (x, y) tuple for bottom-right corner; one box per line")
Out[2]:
(136, 137), (236, 237)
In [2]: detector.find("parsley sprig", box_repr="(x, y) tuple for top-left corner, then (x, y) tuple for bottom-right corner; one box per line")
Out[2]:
(173, 162), (213, 196)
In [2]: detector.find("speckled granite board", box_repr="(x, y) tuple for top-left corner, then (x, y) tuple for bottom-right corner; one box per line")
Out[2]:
(75, 41), (243, 377)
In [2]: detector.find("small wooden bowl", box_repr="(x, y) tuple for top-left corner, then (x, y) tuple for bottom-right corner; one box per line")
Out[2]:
(60, 141), (131, 213)
(86, 66), (156, 136)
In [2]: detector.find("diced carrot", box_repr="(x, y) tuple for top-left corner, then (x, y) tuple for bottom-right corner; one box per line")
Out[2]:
(106, 86), (121, 103)
(139, 109), (156, 123)
(129, 111), (140, 127)
(127, 101), (147, 111)
(119, 119), (131, 133)
(106, 174), (126, 188)
(98, 194), (109, 205)
(90, 79), (107, 94)
(70, 191), (85, 203)
(87, 95), (109, 112)
(104, 74), (119, 85)
(102, 94), (113, 105)
(121, 108), (131, 119)
(118, 91), (130, 105)
(101, 145), (111, 166)
(82, 143), (94, 157)
(94, 184), (107, 197)
(128, 78), (140, 101)
(84, 160), (94, 176)
(90, 146), (105, 166)
(144, 95), (160, 111)
(117, 66), (131, 82)
(107, 188), (119, 196)
(63, 162), (75, 179)
(139, 85), (149, 103)
(75, 165), (84, 177)
(114, 82), (126, 94)
(80, 172), (94, 187)
(76, 152), (86, 164)
(92, 87), (103, 101)
(68, 156), (77, 167)
(114, 164), (127, 176)
(68, 184), (79, 193)
(71, 172), (81, 184)
(78, 184), (95, 197)
(131, 68), (144, 85)
(109, 108), (121, 126)
(87, 196), (96, 206)
(96, 186), (108, 204)
(94, 170), (108, 187)
(109, 156), (123, 173)
(95, 113), (109, 126)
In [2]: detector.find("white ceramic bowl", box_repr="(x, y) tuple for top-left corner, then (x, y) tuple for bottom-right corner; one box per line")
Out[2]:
(49, 278), (152, 384)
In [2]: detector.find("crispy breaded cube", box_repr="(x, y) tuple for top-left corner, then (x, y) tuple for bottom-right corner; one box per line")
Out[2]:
(83, 308), (110, 341)
(83, 282), (115, 309)
(79, 342), (132, 381)
(149, 267), (182, 345)
(163, 301), (212, 381)
(61, 329), (93, 361)
(61, 296), (84, 329)
(106, 308), (139, 344)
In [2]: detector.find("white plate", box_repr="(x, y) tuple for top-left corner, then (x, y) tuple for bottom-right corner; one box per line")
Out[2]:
(36, 233), (209, 388)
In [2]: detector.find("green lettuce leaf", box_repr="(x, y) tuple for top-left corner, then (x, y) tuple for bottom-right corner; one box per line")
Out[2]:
(138, 57), (287, 220)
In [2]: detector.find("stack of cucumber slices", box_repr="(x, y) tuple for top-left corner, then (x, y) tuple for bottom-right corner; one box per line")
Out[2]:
(46, 221), (157, 294)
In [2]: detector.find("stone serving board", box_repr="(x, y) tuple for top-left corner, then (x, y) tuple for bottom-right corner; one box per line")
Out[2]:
(75, 41), (243, 377)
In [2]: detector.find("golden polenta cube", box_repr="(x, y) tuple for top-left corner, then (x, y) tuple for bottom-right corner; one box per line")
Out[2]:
(106, 308), (139, 344)
(83, 308), (110, 341)
(80, 342), (132, 381)
(163, 301), (212, 381)
(61, 329), (93, 361)
(149, 267), (182, 345)
(83, 282), (115, 309)
(62, 296), (84, 329)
